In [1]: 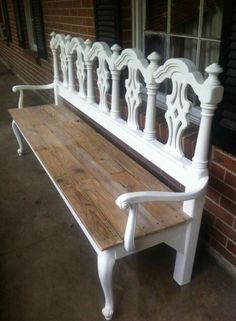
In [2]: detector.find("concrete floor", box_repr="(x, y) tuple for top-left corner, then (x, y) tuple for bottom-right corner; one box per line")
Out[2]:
(0, 61), (235, 321)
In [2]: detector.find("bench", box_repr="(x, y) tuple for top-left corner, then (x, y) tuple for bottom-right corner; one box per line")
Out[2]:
(9, 32), (223, 320)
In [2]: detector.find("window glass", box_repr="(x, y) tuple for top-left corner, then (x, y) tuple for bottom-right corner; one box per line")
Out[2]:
(145, 33), (167, 62)
(170, 37), (198, 62)
(171, 0), (200, 36)
(140, 0), (224, 121)
(199, 40), (220, 75)
(146, 0), (168, 32)
(202, 0), (223, 39)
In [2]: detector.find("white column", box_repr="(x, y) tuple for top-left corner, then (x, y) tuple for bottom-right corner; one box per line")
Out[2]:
(52, 49), (59, 83)
(192, 104), (216, 170)
(67, 54), (75, 92)
(85, 39), (95, 104)
(110, 44), (121, 119)
(192, 63), (223, 171)
(110, 70), (121, 119)
(52, 48), (61, 105)
(143, 84), (158, 140)
(143, 52), (160, 140)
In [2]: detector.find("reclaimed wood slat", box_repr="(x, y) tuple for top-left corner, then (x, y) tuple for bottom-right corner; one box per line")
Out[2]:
(9, 104), (190, 250)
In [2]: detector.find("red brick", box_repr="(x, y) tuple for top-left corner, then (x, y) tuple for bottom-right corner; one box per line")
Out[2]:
(206, 186), (221, 204)
(205, 198), (234, 225)
(227, 240), (236, 256)
(209, 161), (225, 180)
(220, 196), (236, 216)
(182, 132), (197, 160)
(213, 148), (236, 172)
(225, 171), (236, 189)
(0, 0), (96, 105)
(209, 176), (236, 200)
(211, 239), (236, 266)
(211, 227), (227, 245)
(215, 219), (236, 242)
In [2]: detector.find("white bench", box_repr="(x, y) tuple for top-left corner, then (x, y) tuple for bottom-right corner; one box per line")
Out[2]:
(9, 32), (223, 320)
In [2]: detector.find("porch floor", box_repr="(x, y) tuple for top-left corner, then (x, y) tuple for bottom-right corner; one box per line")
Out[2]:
(0, 61), (235, 321)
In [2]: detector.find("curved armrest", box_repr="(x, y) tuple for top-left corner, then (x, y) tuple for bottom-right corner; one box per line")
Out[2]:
(12, 83), (54, 92)
(116, 177), (208, 252)
(12, 83), (54, 108)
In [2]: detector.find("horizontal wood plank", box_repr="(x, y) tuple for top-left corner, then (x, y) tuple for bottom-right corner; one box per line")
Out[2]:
(9, 104), (190, 250)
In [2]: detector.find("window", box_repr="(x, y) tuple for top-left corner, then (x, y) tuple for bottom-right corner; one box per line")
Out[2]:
(95, 0), (122, 46)
(212, 0), (236, 155)
(132, 0), (224, 123)
(13, 0), (47, 59)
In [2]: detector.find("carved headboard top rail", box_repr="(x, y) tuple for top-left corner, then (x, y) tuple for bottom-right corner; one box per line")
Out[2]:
(50, 32), (224, 188)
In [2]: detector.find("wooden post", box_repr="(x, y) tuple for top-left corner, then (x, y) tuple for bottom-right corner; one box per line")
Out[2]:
(51, 48), (61, 105)
(110, 44), (121, 119)
(85, 39), (95, 104)
(143, 52), (160, 140)
(67, 54), (74, 92)
(192, 64), (223, 171)
(143, 83), (158, 140)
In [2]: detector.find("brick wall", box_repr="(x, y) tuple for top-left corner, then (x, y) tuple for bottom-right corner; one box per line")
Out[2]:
(152, 116), (236, 268)
(0, 0), (96, 103)
(0, 0), (235, 269)
(203, 147), (236, 266)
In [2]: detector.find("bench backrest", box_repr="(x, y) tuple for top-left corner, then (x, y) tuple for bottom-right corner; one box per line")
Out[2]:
(50, 32), (223, 190)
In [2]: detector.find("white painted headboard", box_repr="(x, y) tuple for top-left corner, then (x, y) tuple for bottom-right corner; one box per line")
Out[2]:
(50, 32), (224, 188)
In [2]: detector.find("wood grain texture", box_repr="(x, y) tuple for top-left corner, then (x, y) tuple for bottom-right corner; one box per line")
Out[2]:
(9, 104), (190, 250)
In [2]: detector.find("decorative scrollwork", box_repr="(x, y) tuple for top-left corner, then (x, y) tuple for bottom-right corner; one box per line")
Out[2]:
(66, 37), (86, 97)
(87, 42), (112, 111)
(50, 33), (68, 85)
(97, 57), (110, 111)
(125, 64), (142, 130)
(165, 79), (192, 156)
(115, 49), (149, 130)
(76, 50), (86, 98)
(153, 58), (205, 157)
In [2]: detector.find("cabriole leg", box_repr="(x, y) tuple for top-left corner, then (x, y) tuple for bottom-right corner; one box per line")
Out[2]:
(97, 250), (116, 320)
(12, 120), (24, 156)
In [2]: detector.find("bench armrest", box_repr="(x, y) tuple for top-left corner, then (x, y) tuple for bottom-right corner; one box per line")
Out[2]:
(12, 83), (54, 108)
(116, 177), (208, 252)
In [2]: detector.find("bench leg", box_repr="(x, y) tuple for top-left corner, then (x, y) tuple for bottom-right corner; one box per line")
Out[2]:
(173, 199), (204, 285)
(97, 250), (116, 320)
(12, 120), (24, 156)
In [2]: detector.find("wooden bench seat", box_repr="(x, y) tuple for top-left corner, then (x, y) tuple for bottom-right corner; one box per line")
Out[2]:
(9, 104), (190, 251)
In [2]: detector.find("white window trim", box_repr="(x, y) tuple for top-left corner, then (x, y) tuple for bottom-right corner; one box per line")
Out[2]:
(132, 0), (145, 50)
(24, 0), (37, 52)
(132, 0), (222, 125)
(0, 1), (6, 40)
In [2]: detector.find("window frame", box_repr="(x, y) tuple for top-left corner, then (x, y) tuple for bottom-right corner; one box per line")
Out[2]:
(132, 0), (223, 124)
(24, 0), (37, 52)
(0, 1), (5, 40)
(0, 0), (11, 43)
